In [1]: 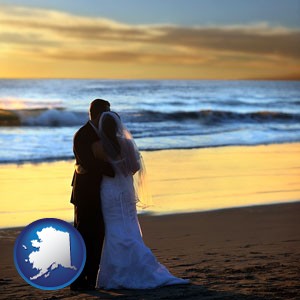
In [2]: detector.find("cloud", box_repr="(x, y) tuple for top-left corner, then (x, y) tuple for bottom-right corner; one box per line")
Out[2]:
(46, 50), (209, 65)
(0, 5), (299, 70)
(0, 5), (161, 42)
(152, 25), (300, 59)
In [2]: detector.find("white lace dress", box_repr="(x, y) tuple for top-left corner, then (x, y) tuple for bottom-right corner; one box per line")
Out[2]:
(96, 159), (189, 290)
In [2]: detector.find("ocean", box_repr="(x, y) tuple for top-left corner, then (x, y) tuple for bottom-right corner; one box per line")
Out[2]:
(0, 79), (300, 164)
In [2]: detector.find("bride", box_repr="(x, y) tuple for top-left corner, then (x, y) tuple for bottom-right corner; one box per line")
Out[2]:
(92, 111), (189, 290)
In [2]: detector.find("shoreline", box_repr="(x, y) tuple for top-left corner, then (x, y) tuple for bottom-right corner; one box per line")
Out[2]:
(0, 200), (299, 231)
(0, 142), (300, 229)
(1, 140), (300, 165)
(1, 202), (299, 299)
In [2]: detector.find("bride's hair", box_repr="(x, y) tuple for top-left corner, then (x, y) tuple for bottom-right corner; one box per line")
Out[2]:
(101, 113), (121, 158)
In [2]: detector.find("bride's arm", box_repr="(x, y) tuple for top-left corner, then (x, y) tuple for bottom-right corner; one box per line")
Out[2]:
(124, 139), (141, 174)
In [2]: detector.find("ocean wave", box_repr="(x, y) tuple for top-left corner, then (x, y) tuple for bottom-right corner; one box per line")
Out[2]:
(0, 109), (20, 126)
(129, 110), (300, 124)
(0, 108), (300, 127)
(0, 108), (87, 127)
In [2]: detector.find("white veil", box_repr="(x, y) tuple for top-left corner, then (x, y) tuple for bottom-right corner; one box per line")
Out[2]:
(98, 111), (152, 209)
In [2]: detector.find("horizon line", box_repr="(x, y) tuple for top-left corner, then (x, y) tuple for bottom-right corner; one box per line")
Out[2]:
(0, 76), (299, 81)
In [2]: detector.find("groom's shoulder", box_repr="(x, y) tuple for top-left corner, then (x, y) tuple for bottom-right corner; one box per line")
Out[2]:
(74, 122), (92, 138)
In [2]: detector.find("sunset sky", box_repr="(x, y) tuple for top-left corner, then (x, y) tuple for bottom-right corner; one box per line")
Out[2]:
(0, 0), (299, 79)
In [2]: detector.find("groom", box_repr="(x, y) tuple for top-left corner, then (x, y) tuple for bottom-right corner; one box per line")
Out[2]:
(70, 99), (115, 291)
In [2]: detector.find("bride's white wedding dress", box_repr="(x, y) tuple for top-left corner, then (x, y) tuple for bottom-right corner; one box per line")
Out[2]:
(96, 157), (189, 289)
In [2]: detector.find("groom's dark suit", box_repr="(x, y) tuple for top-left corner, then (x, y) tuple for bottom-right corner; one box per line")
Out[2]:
(70, 121), (114, 289)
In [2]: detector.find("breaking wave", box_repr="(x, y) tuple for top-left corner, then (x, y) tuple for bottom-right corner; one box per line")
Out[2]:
(1, 108), (299, 127)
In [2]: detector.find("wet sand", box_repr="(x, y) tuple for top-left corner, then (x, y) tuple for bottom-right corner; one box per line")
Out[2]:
(0, 143), (300, 299)
(0, 143), (300, 227)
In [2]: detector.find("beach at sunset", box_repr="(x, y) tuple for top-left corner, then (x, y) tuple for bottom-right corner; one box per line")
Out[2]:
(1, 143), (300, 299)
(0, 79), (299, 300)
(1, 0), (300, 298)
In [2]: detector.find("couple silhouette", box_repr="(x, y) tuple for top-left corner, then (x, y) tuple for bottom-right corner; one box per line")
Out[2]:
(70, 99), (189, 291)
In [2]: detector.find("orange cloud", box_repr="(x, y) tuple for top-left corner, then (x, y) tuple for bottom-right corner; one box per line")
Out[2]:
(0, 5), (299, 79)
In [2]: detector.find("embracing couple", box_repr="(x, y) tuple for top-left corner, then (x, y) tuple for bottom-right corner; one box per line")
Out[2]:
(70, 99), (189, 291)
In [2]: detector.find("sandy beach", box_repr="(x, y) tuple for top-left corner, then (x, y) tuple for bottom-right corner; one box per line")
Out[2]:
(0, 202), (299, 299)
(0, 143), (300, 299)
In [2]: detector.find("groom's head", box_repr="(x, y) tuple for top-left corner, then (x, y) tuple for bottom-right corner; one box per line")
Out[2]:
(89, 99), (110, 121)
